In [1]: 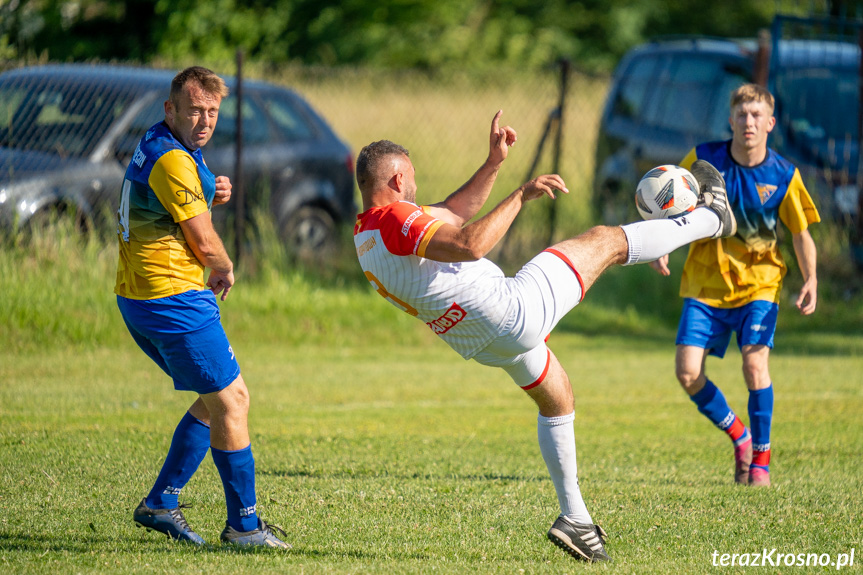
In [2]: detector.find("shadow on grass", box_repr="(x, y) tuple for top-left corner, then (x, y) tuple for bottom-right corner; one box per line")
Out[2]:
(257, 468), (546, 483)
(0, 530), (432, 562)
(0, 530), (207, 554)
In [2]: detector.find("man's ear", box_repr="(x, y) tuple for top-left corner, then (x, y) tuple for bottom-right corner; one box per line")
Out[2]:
(391, 170), (404, 193)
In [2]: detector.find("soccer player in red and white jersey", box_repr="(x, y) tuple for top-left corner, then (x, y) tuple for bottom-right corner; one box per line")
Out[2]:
(354, 111), (738, 563)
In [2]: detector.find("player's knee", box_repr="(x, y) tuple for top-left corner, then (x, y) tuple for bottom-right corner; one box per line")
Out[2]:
(223, 376), (251, 413)
(675, 366), (700, 390)
(741, 364), (770, 389)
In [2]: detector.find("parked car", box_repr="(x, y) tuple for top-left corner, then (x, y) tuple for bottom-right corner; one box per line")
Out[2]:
(0, 64), (356, 257)
(593, 35), (862, 267)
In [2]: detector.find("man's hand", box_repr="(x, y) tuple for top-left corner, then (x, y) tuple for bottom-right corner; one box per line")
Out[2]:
(520, 174), (568, 202)
(488, 110), (517, 167)
(796, 278), (817, 315)
(213, 175), (232, 206)
(207, 268), (235, 301)
(649, 254), (671, 276)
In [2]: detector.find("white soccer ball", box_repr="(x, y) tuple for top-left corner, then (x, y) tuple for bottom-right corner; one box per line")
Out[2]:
(635, 165), (699, 220)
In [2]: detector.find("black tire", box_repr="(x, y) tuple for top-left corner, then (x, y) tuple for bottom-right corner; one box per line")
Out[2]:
(279, 205), (337, 262)
(23, 202), (92, 239)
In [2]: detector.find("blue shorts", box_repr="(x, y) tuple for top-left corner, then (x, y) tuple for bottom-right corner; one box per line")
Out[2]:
(117, 290), (241, 394)
(676, 298), (778, 358)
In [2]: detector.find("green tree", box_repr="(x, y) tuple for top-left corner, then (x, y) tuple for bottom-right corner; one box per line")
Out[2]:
(0, 0), (831, 72)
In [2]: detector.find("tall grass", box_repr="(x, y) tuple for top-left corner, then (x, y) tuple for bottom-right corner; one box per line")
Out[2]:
(2, 210), (860, 361)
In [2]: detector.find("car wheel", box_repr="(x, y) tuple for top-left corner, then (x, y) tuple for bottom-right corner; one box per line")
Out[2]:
(23, 202), (91, 239)
(280, 205), (337, 262)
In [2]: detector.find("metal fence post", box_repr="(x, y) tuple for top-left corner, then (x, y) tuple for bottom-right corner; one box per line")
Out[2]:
(754, 28), (771, 87)
(234, 49), (245, 265)
(549, 58), (570, 246)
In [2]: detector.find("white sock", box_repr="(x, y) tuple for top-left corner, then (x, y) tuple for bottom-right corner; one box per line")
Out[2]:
(537, 412), (592, 524)
(620, 209), (720, 265)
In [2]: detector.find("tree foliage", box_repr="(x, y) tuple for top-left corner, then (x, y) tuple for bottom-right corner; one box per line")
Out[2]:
(0, 0), (843, 72)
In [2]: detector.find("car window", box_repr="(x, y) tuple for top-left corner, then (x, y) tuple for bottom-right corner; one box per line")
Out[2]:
(642, 56), (726, 134)
(709, 67), (749, 139)
(0, 77), (133, 157)
(776, 67), (859, 144)
(210, 95), (271, 147)
(260, 92), (315, 141)
(117, 96), (165, 159)
(611, 55), (660, 121)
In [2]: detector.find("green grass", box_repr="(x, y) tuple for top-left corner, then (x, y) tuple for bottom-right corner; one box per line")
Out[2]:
(1, 227), (862, 574)
(2, 334), (862, 574)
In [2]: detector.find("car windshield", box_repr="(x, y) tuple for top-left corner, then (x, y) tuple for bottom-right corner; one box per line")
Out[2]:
(0, 75), (135, 158)
(775, 66), (859, 144)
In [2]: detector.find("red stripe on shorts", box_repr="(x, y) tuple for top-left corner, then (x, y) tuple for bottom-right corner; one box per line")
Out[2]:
(520, 349), (551, 390)
(543, 248), (585, 303)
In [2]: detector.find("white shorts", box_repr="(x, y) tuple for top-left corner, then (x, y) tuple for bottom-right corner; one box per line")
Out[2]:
(472, 249), (584, 388)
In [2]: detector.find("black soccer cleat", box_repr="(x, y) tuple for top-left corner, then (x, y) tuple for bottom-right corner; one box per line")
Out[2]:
(133, 498), (206, 545)
(547, 515), (611, 562)
(220, 518), (291, 549)
(691, 159), (737, 239)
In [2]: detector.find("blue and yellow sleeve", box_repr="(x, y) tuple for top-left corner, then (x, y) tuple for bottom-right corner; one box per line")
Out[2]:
(149, 150), (210, 223)
(778, 168), (821, 234)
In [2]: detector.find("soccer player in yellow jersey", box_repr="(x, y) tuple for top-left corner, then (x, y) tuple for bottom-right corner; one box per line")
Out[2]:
(115, 66), (287, 547)
(650, 84), (820, 487)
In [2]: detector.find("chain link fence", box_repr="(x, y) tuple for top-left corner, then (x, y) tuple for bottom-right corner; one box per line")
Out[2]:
(0, 59), (609, 271)
(4, 22), (862, 274)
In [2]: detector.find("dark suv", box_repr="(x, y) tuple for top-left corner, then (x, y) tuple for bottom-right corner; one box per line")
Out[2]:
(593, 34), (862, 267)
(0, 64), (356, 256)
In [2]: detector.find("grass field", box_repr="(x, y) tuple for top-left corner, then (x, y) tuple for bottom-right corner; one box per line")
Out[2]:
(1, 227), (862, 574)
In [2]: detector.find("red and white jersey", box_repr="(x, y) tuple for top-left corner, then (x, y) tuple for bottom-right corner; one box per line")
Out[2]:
(354, 201), (516, 359)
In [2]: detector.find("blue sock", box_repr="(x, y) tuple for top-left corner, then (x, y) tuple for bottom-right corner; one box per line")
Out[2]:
(690, 380), (747, 443)
(211, 445), (259, 532)
(146, 412), (211, 509)
(748, 385), (774, 471)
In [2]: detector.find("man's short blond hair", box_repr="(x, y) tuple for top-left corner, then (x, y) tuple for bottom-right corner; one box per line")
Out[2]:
(170, 66), (229, 106)
(730, 83), (774, 113)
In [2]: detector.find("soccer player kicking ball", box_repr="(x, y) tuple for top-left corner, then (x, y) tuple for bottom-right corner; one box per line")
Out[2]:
(353, 110), (736, 562)
(650, 84), (820, 488)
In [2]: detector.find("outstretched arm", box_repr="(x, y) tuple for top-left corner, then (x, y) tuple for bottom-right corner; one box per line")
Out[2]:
(425, 110), (517, 227)
(792, 229), (817, 315)
(423, 174), (568, 262)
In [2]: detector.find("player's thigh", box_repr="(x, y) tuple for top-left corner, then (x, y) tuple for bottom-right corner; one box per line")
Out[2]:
(506, 251), (586, 346)
(118, 312), (172, 376)
(546, 226), (628, 293)
(675, 298), (733, 358)
(117, 292), (241, 394)
(158, 323), (241, 395)
(734, 300), (778, 350)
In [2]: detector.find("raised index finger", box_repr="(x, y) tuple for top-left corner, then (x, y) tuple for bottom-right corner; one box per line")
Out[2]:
(491, 110), (503, 134)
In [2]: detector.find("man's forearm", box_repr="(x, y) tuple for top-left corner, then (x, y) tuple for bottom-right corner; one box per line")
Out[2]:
(792, 231), (817, 282)
(435, 160), (502, 226)
(425, 186), (525, 262)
